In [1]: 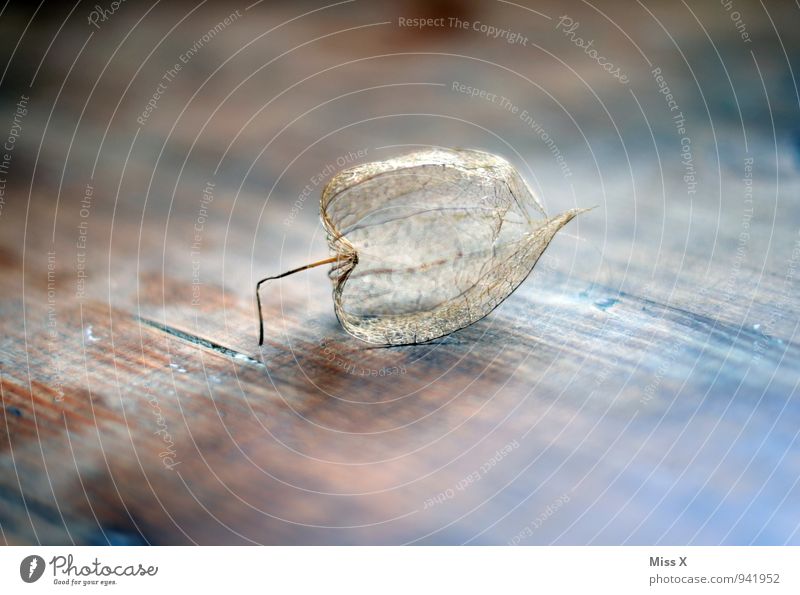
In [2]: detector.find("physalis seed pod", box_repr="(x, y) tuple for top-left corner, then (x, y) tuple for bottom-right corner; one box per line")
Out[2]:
(257, 148), (589, 346)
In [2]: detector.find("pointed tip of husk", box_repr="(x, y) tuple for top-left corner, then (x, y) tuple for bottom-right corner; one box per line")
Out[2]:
(550, 205), (594, 227)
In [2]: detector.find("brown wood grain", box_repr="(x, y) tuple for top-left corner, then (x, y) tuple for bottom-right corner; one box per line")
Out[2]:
(1, 0), (799, 545)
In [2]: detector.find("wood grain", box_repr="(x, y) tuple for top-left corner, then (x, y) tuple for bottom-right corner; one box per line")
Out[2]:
(1, 0), (799, 545)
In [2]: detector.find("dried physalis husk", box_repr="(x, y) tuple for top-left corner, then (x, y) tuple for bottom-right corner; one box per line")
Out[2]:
(257, 148), (588, 346)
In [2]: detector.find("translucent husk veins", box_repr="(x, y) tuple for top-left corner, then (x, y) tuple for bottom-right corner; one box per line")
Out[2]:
(257, 148), (588, 346)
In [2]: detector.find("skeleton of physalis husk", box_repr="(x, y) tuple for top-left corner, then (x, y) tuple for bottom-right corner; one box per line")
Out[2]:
(257, 148), (589, 346)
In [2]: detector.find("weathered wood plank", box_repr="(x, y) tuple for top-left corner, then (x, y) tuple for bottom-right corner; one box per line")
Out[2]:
(1, 0), (799, 545)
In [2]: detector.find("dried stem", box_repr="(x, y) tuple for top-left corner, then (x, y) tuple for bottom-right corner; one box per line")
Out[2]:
(256, 256), (338, 346)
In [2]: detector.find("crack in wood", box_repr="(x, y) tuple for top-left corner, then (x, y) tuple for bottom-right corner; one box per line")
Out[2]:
(136, 317), (265, 368)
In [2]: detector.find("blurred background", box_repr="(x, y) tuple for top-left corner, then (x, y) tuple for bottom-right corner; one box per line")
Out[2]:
(1, 0), (799, 545)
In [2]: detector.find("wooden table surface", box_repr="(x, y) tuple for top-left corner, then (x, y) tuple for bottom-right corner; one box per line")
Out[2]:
(1, 0), (799, 545)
